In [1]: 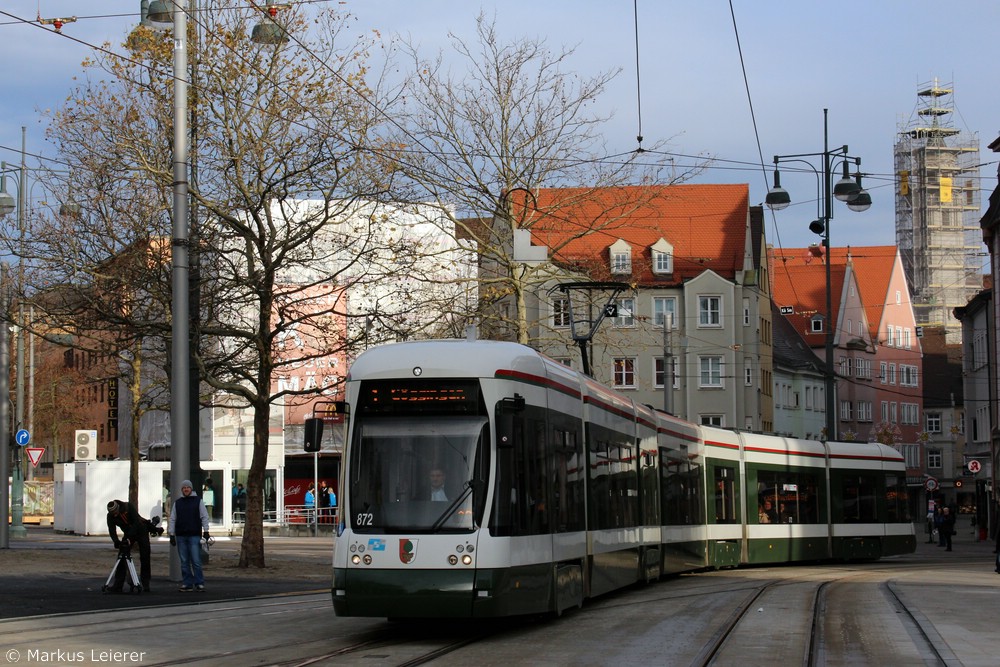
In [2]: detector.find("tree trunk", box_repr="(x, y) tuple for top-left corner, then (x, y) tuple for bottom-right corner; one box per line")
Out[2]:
(239, 399), (271, 568)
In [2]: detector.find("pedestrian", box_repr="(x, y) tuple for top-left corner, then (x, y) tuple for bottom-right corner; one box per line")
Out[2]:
(304, 482), (316, 508)
(233, 483), (247, 514)
(319, 480), (330, 520)
(940, 506), (956, 552)
(106, 499), (153, 593)
(202, 478), (216, 518)
(168, 479), (211, 592)
(993, 507), (1000, 574)
(935, 506), (946, 547)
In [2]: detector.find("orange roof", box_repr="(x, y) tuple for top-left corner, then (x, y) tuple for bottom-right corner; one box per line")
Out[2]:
(773, 245), (898, 338)
(771, 256), (847, 348)
(522, 184), (750, 283)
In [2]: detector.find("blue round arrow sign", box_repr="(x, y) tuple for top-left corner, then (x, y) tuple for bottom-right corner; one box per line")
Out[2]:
(15, 429), (30, 446)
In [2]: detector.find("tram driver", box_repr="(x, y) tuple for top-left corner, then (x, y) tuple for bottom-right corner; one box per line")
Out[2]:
(429, 467), (448, 501)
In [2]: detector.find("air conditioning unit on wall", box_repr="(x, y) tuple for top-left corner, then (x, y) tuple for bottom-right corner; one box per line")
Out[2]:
(75, 430), (97, 461)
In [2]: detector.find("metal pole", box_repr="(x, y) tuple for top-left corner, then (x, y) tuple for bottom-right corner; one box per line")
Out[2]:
(313, 451), (319, 537)
(0, 264), (10, 548)
(10, 128), (27, 538)
(822, 110), (836, 442)
(663, 313), (673, 415)
(169, 0), (191, 581)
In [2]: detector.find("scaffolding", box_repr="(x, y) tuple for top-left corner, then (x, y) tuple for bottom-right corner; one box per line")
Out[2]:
(894, 79), (982, 344)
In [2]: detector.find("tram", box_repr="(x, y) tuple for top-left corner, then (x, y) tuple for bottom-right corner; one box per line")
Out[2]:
(331, 339), (916, 618)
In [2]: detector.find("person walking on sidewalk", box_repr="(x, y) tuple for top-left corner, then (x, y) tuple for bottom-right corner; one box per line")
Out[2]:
(940, 506), (956, 552)
(168, 479), (211, 592)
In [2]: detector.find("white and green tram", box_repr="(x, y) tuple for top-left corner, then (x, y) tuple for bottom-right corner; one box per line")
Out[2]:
(331, 340), (915, 618)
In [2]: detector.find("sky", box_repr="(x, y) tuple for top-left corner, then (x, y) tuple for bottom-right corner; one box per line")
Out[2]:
(1, 1), (998, 260)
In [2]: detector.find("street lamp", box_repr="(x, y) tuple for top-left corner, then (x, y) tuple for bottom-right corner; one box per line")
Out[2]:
(766, 108), (871, 441)
(0, 128), (80, 538)
(144, 0), (291, 564)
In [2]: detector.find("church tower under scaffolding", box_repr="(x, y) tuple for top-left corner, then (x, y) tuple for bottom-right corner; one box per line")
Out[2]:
(895, 80), (981, 344)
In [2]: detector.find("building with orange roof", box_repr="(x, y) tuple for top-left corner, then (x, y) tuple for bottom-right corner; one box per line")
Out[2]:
(505, 183), (774, 431)
(770, 243), (927, 511)
(770, 247), (875, 442)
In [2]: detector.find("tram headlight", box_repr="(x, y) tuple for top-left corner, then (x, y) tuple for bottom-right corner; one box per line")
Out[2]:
(462, 554), (473, 565)
(351, 554), (361, 565)
(448, 555), (458, 565)
(363, 554), (373, 565)
(456, 544), (464, 553)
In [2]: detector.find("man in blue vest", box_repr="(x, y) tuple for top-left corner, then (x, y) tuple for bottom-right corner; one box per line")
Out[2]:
(168, 479), (211, 592)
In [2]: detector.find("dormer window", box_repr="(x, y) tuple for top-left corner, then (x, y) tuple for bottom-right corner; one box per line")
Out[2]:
(651, 238), (674, 275)
(810, 315), (824, 333)
(609, 239), (632, 274)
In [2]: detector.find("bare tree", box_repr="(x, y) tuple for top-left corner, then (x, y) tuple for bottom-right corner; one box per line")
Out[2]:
(395, 13), (703, 344)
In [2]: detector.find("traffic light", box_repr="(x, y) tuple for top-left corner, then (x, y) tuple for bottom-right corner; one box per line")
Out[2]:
(303, 418), (324, 453)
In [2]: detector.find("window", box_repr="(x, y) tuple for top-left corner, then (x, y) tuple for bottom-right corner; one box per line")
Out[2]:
(743, 297), (751, 326)
(886, 326), (894, 347)
(756, 469), (823, 524)
(888, 363), (896, 384)
(653, 250), (673, 273)
(651, 238), (674, 275)
(698, 356), (723, 388)
(654, 357), (680, 389)
(698, 296), (722, 327)
(811, 316), (823, 333)
(610, 240), (633, 274)
(879, 362), (887, 384)
(613, 298), (635, 327)
(881, 401), (888, 422)
(552, 296), (570, 328)
(612, 252), (631, 274)
(926, 412), (941, 433)
(613, 358), (636, 388)
(744, 359), (753, 386)
(840, 401), (853, 420)
(652, 296), (677, 329)
(701, 415), (724, 427)
(857, 401), (872, 422)
(890, 402), (897, 424)
(927, 450), (942, 469)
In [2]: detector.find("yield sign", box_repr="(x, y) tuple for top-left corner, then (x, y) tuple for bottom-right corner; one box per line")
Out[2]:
(25, 447), (45, 467)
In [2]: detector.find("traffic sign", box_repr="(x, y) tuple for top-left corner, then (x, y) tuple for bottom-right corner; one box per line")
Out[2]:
(25, 447), (44, 466)
(15, 429), (30, 446)
(968, 460), (982, 474)
(924, 477), (939, 492)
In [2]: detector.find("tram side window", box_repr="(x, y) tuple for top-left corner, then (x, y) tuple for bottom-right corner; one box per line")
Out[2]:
(551, 423), (585, 532)
(885, 474), (911, 523)
(713, 465), (739, 524)
(754, 470), (822, 524)
(838, 474), (878, 523)
(588, 426), (638, 530)
(489, 410), (549, 536)
(661, 450), (704, 525)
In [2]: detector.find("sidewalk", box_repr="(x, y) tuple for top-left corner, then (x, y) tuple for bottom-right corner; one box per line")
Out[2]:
(0, 526), (335, 618)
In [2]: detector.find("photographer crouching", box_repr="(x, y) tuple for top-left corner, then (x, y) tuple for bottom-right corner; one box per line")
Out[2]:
(106, 499), (154, 593)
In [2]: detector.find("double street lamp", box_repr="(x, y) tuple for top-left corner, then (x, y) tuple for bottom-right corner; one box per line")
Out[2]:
(766, 109), (871, 441)
(142, 1), (290, 566)
(0, 128), (79, 541)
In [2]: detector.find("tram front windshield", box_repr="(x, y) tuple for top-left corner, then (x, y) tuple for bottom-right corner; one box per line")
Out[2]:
(349, 416), (488, 533)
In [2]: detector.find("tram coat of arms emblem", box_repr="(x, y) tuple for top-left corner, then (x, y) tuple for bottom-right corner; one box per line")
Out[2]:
(399, 538), (418, 564)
